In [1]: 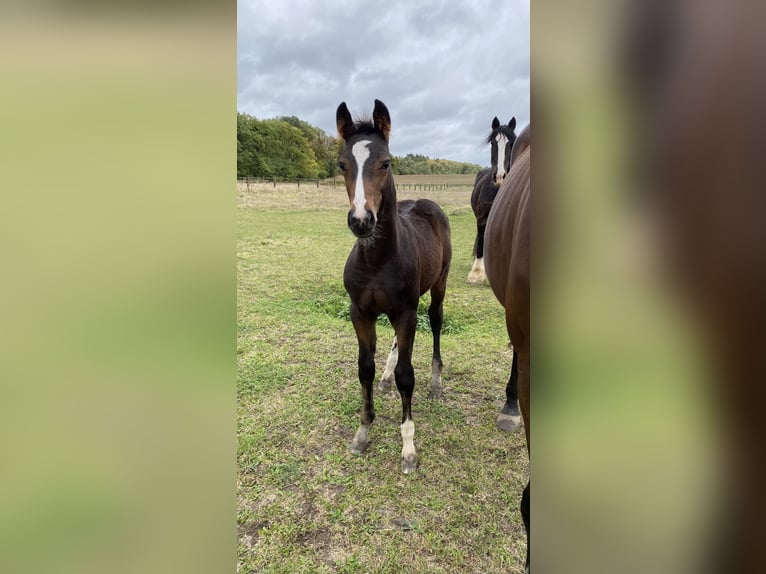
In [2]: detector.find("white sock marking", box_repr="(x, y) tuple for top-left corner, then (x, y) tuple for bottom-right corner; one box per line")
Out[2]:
(351, 424), (369, 453)
(351, 140), (371, 220)
(468, 257), (485, 282)
(401, 419), (415, 460)
(381, 338), (398, 382)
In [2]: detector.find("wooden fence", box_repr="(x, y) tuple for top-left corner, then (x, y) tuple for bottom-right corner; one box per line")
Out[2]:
(237, 177), (466, 192)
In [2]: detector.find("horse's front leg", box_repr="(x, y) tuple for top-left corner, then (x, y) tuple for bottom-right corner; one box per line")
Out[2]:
(349, 304), (376, 454)
(467, 224), (487, 284)
(392, 310), (418, 473)
(428, 273), (448, 399)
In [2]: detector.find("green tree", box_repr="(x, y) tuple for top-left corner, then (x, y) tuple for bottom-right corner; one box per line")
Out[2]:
(237, 112), (482, 179)
(237, 113), (321, 178)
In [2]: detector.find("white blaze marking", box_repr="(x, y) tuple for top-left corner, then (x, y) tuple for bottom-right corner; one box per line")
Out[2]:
(495, 133), (509, 180)
(401, 419), (415, 460)
(381, 339), (398, 382)
(351, 140), (371, 219)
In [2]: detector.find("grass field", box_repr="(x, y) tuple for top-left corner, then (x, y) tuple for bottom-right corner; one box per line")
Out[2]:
(237, 183), (528, 573)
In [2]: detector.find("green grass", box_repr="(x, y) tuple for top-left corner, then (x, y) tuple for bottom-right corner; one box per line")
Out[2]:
(237, 185), (528, 573)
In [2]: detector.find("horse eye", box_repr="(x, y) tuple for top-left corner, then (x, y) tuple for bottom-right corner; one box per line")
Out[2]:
(338, 161), (347, 172)
(381, 160), (391, 170)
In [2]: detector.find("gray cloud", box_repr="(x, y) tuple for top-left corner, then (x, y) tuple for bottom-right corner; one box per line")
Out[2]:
(238, 0), (529, 167)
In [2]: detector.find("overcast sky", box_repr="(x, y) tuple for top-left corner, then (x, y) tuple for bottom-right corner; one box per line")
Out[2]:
(237, 0), (529, 167)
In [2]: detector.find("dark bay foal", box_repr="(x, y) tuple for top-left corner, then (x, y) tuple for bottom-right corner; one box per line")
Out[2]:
(336, 99), (452, 473)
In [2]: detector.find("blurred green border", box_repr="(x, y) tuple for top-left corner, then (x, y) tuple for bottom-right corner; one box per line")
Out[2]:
(0, 7), (236, 574)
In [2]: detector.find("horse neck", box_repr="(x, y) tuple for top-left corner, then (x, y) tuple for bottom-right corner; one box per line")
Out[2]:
(359, 175), (401, 258)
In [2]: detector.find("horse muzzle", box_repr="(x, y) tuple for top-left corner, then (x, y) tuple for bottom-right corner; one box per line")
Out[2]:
(348, 209), (376, 238)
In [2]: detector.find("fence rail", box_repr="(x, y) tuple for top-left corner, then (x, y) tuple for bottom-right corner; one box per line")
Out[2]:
(237, 177), (469, 192)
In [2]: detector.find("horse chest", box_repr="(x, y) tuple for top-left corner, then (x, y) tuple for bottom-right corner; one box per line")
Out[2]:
(344, 259), (418, 313)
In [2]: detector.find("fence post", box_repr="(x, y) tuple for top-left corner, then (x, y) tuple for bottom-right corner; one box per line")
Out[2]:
(297, 178), (300, 188)
(273, 178), (276, 187)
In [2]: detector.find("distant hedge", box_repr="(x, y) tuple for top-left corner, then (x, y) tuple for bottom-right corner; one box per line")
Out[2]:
(237, 112), (484, 179)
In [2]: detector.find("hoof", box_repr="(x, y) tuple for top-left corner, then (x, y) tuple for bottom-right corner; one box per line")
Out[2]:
(350, 428), (370, 454)
(496, 412), (522, 433)
(378, 376), (393, 392)
(428, 387), (443, 400)
(466, 273), (485, 285)
(401, 457), (418, 474)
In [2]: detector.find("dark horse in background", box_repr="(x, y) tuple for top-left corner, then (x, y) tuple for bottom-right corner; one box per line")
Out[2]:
(336, 99), (452, 474)
(469, 116), (522, 433)
(467, 116), (517, 285)
(484, 124), (530, 573)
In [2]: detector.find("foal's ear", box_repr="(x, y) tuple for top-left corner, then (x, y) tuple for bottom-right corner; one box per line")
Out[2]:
(491, 117), (500, 130)
(373, 99), (391, 142)
(336, 102), (355, 141)
(508, 116), (517, 131)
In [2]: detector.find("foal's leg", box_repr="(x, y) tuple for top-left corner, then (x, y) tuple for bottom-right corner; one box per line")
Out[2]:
(378, 338), (398, 393)
(428, 273), (448, 399)
(349, 305), (377, 454)
(496, 352), (522, 432)
(392, 310), (418, 473)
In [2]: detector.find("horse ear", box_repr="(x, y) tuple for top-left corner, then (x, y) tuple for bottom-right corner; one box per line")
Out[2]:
(508, 117), (517, 131)
(336, 102), (355, 141)
(491, 117), (500, 130)
(373, 99), (391, 142)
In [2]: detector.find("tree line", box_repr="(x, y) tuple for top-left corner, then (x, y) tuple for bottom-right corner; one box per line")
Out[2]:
(237, 112), (483, 179)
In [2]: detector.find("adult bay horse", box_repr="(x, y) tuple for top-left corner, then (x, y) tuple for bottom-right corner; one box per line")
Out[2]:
(467, 116), (517, 285)
(484, 124), (530, 573)
(336, 99), (452, 474)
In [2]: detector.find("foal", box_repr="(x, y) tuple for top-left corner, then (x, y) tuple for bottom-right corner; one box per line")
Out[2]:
(336, 99), (452, 473)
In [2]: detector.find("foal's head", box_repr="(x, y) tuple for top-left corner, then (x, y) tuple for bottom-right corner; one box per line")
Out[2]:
(487, 116), (517, 186)
(336, 99), (394, 239)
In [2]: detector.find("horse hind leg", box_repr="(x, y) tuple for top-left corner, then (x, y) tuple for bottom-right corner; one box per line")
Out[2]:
(378, 337), (398, 393)
(496, 351), (522, 432)
(428, 272), (448, 399)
